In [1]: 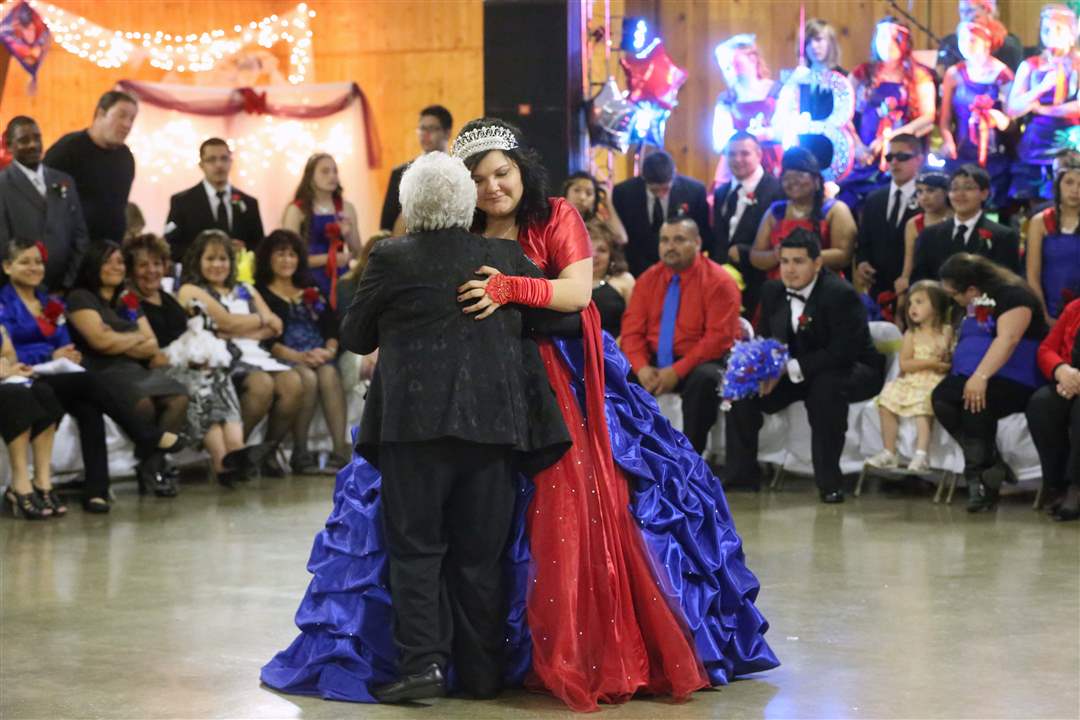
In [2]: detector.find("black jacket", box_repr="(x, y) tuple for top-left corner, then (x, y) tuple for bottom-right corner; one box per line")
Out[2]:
(855, 185), (921, 298)
(165, 183), (265, 263)
(378, 163), (407, 232)
(342, 227), (571, 472)
(612, 174), (713, 277)
(757, 270), (884, 383)
(711, 172), (783, 260)
(911, 214), (1020, 283)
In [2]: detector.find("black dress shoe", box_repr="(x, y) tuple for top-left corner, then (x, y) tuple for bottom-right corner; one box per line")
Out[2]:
(372, 663), (446, 704)
(820, 490), (845, 504)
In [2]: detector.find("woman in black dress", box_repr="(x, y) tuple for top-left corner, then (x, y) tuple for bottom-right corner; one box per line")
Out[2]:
(587, 218), (634, 339)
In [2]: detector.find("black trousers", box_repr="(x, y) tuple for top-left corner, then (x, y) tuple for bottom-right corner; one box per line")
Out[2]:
(36, 372), (162, 498)
(725, 363), (883, 493)
(678, 360), (726, 454)
(378, 439), (515, 695)
(0, 382), (63, 443)
(1026, 384), (1080, 490)
(931, 374), (1034, 478)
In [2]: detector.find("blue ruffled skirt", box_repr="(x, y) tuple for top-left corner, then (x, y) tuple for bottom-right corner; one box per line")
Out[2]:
(260, 333), (778, 701)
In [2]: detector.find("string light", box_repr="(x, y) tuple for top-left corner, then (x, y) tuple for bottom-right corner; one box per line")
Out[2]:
(0, 1), (317, 83)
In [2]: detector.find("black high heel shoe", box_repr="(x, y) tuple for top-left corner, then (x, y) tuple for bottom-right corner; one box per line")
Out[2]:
(136, 454), (178, 498)
(34, 487), (68, 517)
(5, 489), (51, 520)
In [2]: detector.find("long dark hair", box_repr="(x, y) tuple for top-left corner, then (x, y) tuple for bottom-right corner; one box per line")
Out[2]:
(292, 153), (344, 241)
(180, 229), (236, 289)
(74, 241), (124, 298)
(457, 118), (550, 233)
(254, 229), (314, 288)
(1053, 164), (1080, 232)
(856, 17), (929, 122)
(561, 171), (601, 218)
(939, 253), (1025, 298)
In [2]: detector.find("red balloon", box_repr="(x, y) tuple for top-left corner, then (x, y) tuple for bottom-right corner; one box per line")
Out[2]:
(619, 41), (688, 110)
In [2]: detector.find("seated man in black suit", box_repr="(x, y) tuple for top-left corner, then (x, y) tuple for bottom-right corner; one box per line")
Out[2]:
(0, 116), (89, 292)
(911, 164), (1020, 282)
(378, 104), (452, 234)
(164, 137), (265, 263)
(725, 230), (885, 503)
(613, 149), (712, 277)
(713, 131), (783, 318)
(854, 133), (924, 300)
(342, 151), (569, 703)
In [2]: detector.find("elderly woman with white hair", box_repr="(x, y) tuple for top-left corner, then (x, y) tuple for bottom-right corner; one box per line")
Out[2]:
(263, 150), (571, 703)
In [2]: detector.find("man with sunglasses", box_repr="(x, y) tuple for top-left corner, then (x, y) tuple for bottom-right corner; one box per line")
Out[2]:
(854, 134), (925, 300)
(378, 105), (453, 233)
(911, 164), (1020, 282)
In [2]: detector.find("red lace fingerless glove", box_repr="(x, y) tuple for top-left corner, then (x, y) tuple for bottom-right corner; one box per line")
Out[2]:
(485, 273), (553, 308)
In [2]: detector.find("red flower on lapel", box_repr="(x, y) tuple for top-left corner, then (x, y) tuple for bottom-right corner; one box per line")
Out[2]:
(37, 297), (66, 337)
(798, 314), (812, 331)
(977, 228), (992, 241)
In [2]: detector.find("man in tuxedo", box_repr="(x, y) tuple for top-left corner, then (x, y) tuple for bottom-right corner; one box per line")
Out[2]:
(712, 131), (783, 318)
(378, 105), (452, 233)
(911, 164), (1020, 282)
(725, 230), (885, 502)
(343, 152), (568, 703)
(0, 116), (89, 292)
(621, 213), (742, 454)
(613, 150), (712, 277)
(164, 138), (265, 263)
(855, 134), (924, 299)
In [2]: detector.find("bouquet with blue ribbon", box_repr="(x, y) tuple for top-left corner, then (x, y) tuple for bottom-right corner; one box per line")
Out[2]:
(720, 338), (790, 410)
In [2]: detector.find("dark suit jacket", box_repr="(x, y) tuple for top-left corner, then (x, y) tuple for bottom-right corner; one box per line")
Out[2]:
(342, 227), (570, 472)
(911, 214), (1021, 283)
(378, 163), (406, 231)
(757, 270), (884, 384)
(165, 183), (265, 263)
(855, 185), (921, 297)
(712, 172), (783, 260)
(612, 174), (713, 277)
(0, 164), (89, 291)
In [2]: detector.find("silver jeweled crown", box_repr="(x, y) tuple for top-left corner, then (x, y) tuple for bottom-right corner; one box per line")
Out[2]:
(451, 125), (518, 160)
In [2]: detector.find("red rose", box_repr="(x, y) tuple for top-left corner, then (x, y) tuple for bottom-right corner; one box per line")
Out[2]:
(231, 192), (241, 203)
(974, 305), (992, 323)
(35, 241), (48, 263)
(798, 314), (811, 330)
(302, 287), (319, 304)
(121, 291), (139, 310)
(42, 298), (64, 323)
(978, 228), (992, 240)
(324, 221), (341, 240)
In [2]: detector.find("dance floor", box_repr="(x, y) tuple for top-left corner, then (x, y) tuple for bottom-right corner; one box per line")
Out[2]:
(2, 471), (1077, 719)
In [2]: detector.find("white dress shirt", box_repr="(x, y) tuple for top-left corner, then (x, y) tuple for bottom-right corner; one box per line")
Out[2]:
(648, 187), (670, 225)
(728, 165), (765, 241)
(784, 274), (819, 384)
(951, 211), (983, 247)
(886, 177), (917, 224)
(203, 179), (234, 229)
(14, 160), (46, 196)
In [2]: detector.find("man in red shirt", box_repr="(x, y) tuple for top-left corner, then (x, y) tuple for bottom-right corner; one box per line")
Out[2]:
(621, 213), (741, 453)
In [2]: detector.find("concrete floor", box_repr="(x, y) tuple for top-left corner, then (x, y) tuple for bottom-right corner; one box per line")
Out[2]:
(1, 473), (1077, 720)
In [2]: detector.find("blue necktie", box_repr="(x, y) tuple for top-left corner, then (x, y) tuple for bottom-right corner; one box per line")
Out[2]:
(657, 274), (681, 368)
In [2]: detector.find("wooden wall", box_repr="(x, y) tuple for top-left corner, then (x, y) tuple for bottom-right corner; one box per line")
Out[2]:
(0, 0), (485, 224)
(618, 0), (1044, 186)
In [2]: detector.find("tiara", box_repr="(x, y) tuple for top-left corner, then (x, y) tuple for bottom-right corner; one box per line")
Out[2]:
(451, 126), (518, 160)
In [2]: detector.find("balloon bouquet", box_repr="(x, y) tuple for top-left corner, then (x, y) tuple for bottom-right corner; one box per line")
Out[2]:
(587, 17), (688, 153)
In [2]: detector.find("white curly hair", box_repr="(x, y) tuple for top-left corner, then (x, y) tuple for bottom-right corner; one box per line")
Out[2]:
(398, 151), (477, 232)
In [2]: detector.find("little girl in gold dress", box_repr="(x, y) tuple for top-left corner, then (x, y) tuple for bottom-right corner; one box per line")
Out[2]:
(868, 281), (954, 472)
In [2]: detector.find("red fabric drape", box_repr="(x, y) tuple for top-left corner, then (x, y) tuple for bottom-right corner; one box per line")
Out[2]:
(115, 80), (381, 168)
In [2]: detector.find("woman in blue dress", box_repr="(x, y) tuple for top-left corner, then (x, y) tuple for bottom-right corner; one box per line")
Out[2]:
(1027, 161), (1080, 321)
(839, 17), (936, 211)
(939, 19), (1015, 210)
(262, 120), (778, 711)
(281, 153), (363, 304)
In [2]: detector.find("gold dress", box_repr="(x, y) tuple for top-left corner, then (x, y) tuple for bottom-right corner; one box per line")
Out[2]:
(877, 329), (951, 417)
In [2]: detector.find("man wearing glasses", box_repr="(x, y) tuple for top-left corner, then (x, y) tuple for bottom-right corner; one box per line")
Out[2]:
(378, 105), (453, 233)
(854, 134), (925, 299)
(911, 164), (1021, 282)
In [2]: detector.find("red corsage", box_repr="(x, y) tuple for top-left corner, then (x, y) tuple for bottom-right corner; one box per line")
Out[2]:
(978, 228), (992, 240)
(877, 290), (897, 323)
(745, 191), (757, 206)
(36, 297), (65, 338)
(798, 314), (812, 331)
(302, 286), (326, 317)
(302, 287), (319, 304)
(231, 192), (247, 214)
(119, 290), (140, 322)
(35, 240), (48, 263)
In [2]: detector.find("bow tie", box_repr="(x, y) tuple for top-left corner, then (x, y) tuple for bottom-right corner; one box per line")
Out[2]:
(785, 289), (808, 302)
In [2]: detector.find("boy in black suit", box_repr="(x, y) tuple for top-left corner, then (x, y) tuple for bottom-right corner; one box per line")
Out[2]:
(911, 164), (1020, 282)
(342, 152), (569, 702)
(164, 138), (264, 262)
(725, 230), (885, 502)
